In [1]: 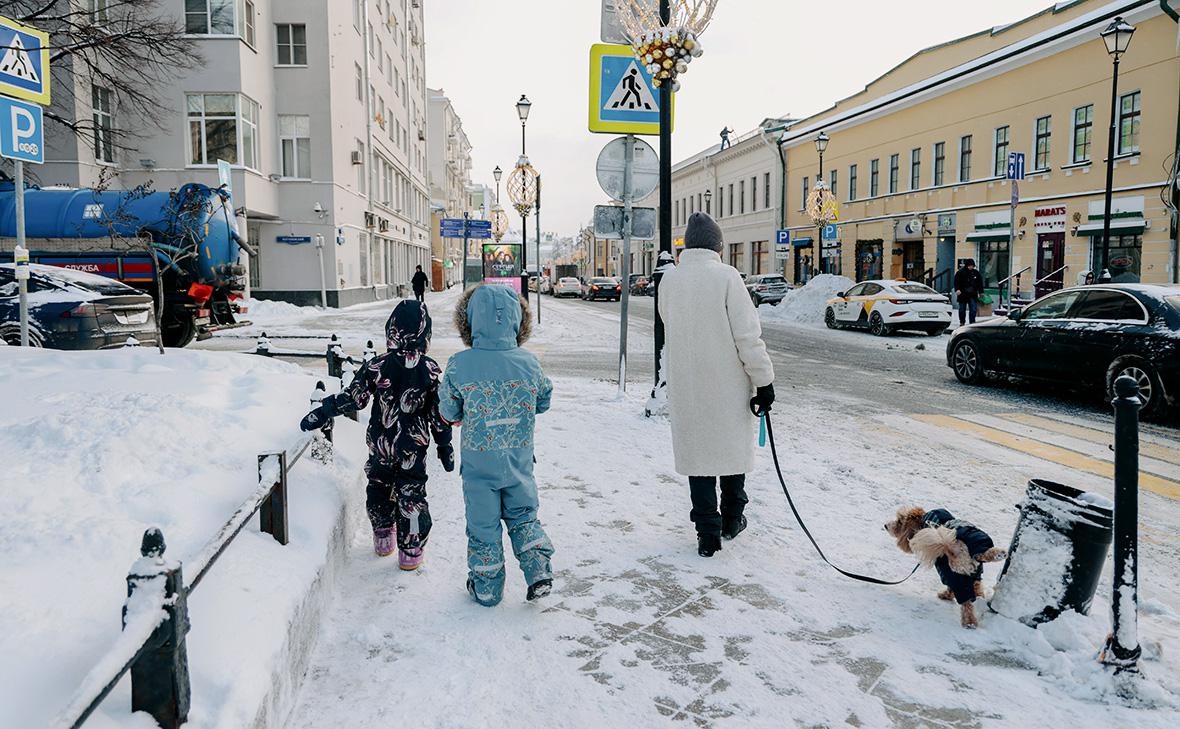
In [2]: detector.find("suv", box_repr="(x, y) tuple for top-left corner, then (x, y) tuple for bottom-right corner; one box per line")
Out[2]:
(746, 274), (790, 306)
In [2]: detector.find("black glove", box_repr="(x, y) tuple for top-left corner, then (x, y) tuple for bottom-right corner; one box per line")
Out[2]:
(437, 444), (455, 472)
(749, 384), (775, 416)
(300, 406), (331, 432)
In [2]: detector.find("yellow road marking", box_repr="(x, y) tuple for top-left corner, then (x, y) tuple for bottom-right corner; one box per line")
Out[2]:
(914, 414), (1180, 502)
(999, 413), (1180, 468)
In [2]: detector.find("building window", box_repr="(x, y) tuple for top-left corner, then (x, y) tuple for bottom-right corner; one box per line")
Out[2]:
(933, 142), (945, 186)
(187, 93), (257, 169)
(847, 164), (858, 201)
(728, 184), (734, 216)
(909, 148), (920, 190)
(763, 172), (771, 209)
(88, 0), (109, 22)
(1034, 116), (1051, 171)
(750, 177), (757, 212)
(279, 115), (311, 179)
(1072, 105), (1093, 164)
(1117, 91), (1140, 155)
(717, 187), (723, 217)
(978, 239), (1010, 291)
(740, 180), (746, 214)
(1091, 234), (1142, 282)
(829, 169), (837, 200)
(801, 176), (809, 210)
(92, 85), (114, 164)
(959, 135), (972, 182)
(353, 0), (363, 30)
(729, 242), (745, 272)
(697, 193), (702, 214)
(185, 0), (235, 35)
(993, 126), (1009, 177)
(752, 241), (769, 274)
(888, 154), (899, 194)
(355, 64), (363, 101)
(869, 159), (879, 197)
(276, 24), (307, 65)
(239, 0), (255, 46)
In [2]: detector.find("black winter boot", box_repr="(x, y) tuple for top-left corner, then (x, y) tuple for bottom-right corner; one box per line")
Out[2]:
(527, 578), (553, 601)
(698, 533), (722, 557)
(722, 515), (747, 541)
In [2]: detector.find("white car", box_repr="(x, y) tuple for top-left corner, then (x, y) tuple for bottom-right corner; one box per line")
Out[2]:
(825, 279), (952, 336)
(554, 277), (582, 298)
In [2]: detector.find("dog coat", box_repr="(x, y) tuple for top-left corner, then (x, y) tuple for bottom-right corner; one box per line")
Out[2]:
(922, 508), (995, 604)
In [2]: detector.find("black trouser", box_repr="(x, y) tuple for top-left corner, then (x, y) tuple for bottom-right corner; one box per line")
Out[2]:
(366, 459), (431, 551)
(688, 474), (748, 536)
(414, 288), (425, 302)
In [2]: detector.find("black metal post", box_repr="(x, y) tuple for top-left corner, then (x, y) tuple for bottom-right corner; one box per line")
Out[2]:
(1101, 375), (1142, 671)
(126, 529), (190, 728)
(535, 175), (542, 322)
(1099, 55), (1121, 284)
(519, 121), (530, 303)
(258, 451), (290, 545)
(816, 149), (825, 278)
(651, 0), (672, 404)
(326, 334), (343, 380)
(462, 211), (470, 289)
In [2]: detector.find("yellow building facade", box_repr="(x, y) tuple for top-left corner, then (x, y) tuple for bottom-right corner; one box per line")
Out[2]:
(781, 0), (1179, 301)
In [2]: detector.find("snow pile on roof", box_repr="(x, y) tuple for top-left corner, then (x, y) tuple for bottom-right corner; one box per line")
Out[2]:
(759, 273), (854, 326)
(0, 347), (362, 728)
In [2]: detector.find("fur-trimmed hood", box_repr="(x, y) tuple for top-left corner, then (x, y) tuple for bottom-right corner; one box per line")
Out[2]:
(453, 283), (532, 350)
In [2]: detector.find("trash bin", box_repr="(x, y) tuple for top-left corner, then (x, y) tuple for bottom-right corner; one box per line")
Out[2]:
(989, 479), (1113, 626)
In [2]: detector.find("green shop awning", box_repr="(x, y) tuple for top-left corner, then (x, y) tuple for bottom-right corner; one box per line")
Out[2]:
(964, 229), (1011, 242)
(1075, 219), (1146, 237)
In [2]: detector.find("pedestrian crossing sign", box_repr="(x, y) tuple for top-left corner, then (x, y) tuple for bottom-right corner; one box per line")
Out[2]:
(0, 16), (50, 105)
(589, 43), (673, 135)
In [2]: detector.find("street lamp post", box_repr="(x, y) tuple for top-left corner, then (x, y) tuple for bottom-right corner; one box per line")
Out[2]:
(815, 131), (829, 278)
(704, 188), (712, 216)
(516, 95), (533, 301)
(1098, 17), (1135, 284)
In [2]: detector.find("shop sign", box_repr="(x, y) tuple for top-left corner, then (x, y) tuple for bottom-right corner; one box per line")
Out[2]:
(1034, 205), (1067, 234)
(937, 213), (956, 235)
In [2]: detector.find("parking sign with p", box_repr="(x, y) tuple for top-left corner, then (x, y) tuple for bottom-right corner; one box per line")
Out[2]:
(0, 96), (43, 163)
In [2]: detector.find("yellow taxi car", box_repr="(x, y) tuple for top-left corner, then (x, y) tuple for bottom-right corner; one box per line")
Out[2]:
(825, 279), (952, 336)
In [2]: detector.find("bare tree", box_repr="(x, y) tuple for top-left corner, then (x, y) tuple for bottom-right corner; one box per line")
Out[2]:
(8, 0), (202, 153)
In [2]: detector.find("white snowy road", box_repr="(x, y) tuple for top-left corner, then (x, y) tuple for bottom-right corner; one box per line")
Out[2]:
(237, 290), (1180, 729)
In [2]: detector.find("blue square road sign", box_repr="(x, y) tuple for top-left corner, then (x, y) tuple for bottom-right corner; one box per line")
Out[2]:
(0, 17), (51, 105)
(0, 96), (43, 164)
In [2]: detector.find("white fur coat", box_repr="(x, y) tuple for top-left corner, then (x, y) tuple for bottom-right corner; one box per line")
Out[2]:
(658, 248), (775, 477)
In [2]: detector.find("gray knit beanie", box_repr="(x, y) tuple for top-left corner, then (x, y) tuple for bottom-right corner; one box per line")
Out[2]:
(684, 212), (723, 251)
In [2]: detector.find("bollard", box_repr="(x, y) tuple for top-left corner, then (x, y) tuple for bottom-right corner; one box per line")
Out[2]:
(325, 334), (344, 380)
(1100, 375), (1141, 672)
(258, 452), (290, 545)
(256, 332), (271, 355)
(125, 528), (190, 728)
(339, 357), (359, 422)
(362, 340), (377, 363)
(310, 380), (333, 444)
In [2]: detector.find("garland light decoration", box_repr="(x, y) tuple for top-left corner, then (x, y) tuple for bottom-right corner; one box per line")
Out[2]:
(617, 0), (720, 92)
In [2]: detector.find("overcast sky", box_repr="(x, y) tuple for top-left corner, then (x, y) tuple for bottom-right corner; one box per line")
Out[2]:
(424, 0), (1056, 236)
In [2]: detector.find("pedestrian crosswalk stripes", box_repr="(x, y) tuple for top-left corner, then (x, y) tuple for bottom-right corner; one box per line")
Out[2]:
(912, 413), (1180, 502)
(998, 412), (1180, 468)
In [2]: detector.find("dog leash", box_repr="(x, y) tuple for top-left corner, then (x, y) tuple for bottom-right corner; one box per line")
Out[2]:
(762, 413), (920, 586)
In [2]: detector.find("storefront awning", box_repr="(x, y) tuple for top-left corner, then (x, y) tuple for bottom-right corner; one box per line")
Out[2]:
(1075, 219), (1146, 237)
(964, 229), (1011, 243)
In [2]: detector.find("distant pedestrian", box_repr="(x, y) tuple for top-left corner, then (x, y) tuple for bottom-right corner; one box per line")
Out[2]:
(440, 284), (556, 606)
(658, 212), (776, 558)
(299, 301), (454, 569)
(412, 265), (429, 302)
(954, 259), (985, 326)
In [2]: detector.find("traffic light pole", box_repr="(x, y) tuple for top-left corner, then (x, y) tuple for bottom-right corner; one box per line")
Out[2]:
(649, 0), (672, 414)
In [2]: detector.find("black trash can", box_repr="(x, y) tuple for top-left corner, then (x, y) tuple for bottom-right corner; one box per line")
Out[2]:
(989, 479), (1113, 626)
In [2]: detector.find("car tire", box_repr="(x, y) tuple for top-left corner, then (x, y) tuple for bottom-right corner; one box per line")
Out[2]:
(1106, 356), (1166, 418)
(0, 323), (44, 347)
(752, 294), (761, 307)
(869, 311), (891, 337)
(825, 307), (840, 330)
(951, 339), (985, 385)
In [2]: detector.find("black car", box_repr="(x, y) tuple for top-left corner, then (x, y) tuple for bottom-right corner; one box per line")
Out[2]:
(0, 263), (158, 349)
(583, 277), (621, 302)
(946, 284), (1180, 415)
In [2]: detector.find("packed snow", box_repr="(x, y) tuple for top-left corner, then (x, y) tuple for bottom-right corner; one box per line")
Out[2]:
(759, 274), (854, 326)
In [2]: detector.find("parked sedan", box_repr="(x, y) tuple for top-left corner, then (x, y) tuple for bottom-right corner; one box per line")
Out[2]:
(826, 279), (952, 336)
(554, 277), (583, 298)
(0, 263), (158, 349)
(583, 277), (622, 302)
(746, 274), (790, 306)
(947, 284), (1180, 416)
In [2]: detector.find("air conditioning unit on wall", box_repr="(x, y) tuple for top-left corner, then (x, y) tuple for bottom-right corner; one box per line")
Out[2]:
(350, 151), (363, 165)
(364, 212), (376, 228)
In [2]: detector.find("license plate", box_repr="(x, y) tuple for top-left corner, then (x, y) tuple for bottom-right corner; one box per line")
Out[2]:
(115, 312), (150, 325)
(919, 312), (939, 318)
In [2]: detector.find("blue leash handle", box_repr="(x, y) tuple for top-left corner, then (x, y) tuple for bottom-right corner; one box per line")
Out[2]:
(758, 414), (767, 448)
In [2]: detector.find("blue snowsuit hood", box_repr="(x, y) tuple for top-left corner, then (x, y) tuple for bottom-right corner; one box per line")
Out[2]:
(468, 284), (521, 351)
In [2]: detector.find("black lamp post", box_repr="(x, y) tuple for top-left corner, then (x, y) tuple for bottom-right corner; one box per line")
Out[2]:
(1097, 17), (1135, 284)
(814, 131), (830, 277)
(516, 95), (532, 300)
(704, 188), (712, 215)
(493, 165), (503, 201)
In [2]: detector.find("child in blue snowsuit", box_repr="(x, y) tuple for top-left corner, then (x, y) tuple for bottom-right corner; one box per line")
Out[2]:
(440, 284), (555, 606)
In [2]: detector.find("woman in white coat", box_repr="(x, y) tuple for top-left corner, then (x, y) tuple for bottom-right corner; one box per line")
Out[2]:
(658, 212), (776, 557)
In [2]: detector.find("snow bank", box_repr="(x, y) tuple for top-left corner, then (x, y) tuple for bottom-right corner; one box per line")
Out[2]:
(0, 347), (365, 728)
(759, 274), (854, 326)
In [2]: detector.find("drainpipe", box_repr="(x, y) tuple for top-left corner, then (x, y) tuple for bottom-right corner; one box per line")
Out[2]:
(1167, 1), (1180, 281)
(362, 1), (375, 300)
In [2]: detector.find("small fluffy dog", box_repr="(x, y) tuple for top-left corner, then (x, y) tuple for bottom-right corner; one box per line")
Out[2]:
(885, 507), (1007, 628)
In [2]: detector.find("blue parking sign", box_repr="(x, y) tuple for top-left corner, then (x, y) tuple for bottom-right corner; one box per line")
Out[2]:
(776, 229), (791, 245)
(822, 223), (838, 241)
(0, 96), (43, 163)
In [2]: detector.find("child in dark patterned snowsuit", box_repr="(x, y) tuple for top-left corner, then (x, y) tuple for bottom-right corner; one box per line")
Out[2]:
(300, 300), (453, 570)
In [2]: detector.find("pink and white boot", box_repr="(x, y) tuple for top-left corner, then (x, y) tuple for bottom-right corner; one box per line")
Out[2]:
(373, 527), (396, 557)
(399, 547), (424, 571)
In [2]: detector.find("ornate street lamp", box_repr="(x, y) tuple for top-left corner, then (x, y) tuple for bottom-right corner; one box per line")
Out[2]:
(704, 188), (712, 215)
(1097, 17), (1135, 284)
(805, 132), (836, 280)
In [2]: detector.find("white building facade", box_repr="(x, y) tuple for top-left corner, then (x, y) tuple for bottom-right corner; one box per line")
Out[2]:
(40, 0), (432, 307)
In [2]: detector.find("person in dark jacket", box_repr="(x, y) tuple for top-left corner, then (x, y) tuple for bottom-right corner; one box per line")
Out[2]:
(953, 259), (985, 326)
(300, 300), (453, 569)
(412, 265), (429, 302)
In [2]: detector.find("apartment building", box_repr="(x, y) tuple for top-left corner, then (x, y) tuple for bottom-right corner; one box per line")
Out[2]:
(779, 0), (1179, 300)
(426, 88), (473, 289)
(40, 0), (433, 307)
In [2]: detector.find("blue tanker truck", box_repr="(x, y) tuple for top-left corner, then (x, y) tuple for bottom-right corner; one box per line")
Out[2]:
(0, 181), (251, 347)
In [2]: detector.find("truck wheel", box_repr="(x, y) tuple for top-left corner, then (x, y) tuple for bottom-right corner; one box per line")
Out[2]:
(162, 312), (197, 348)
